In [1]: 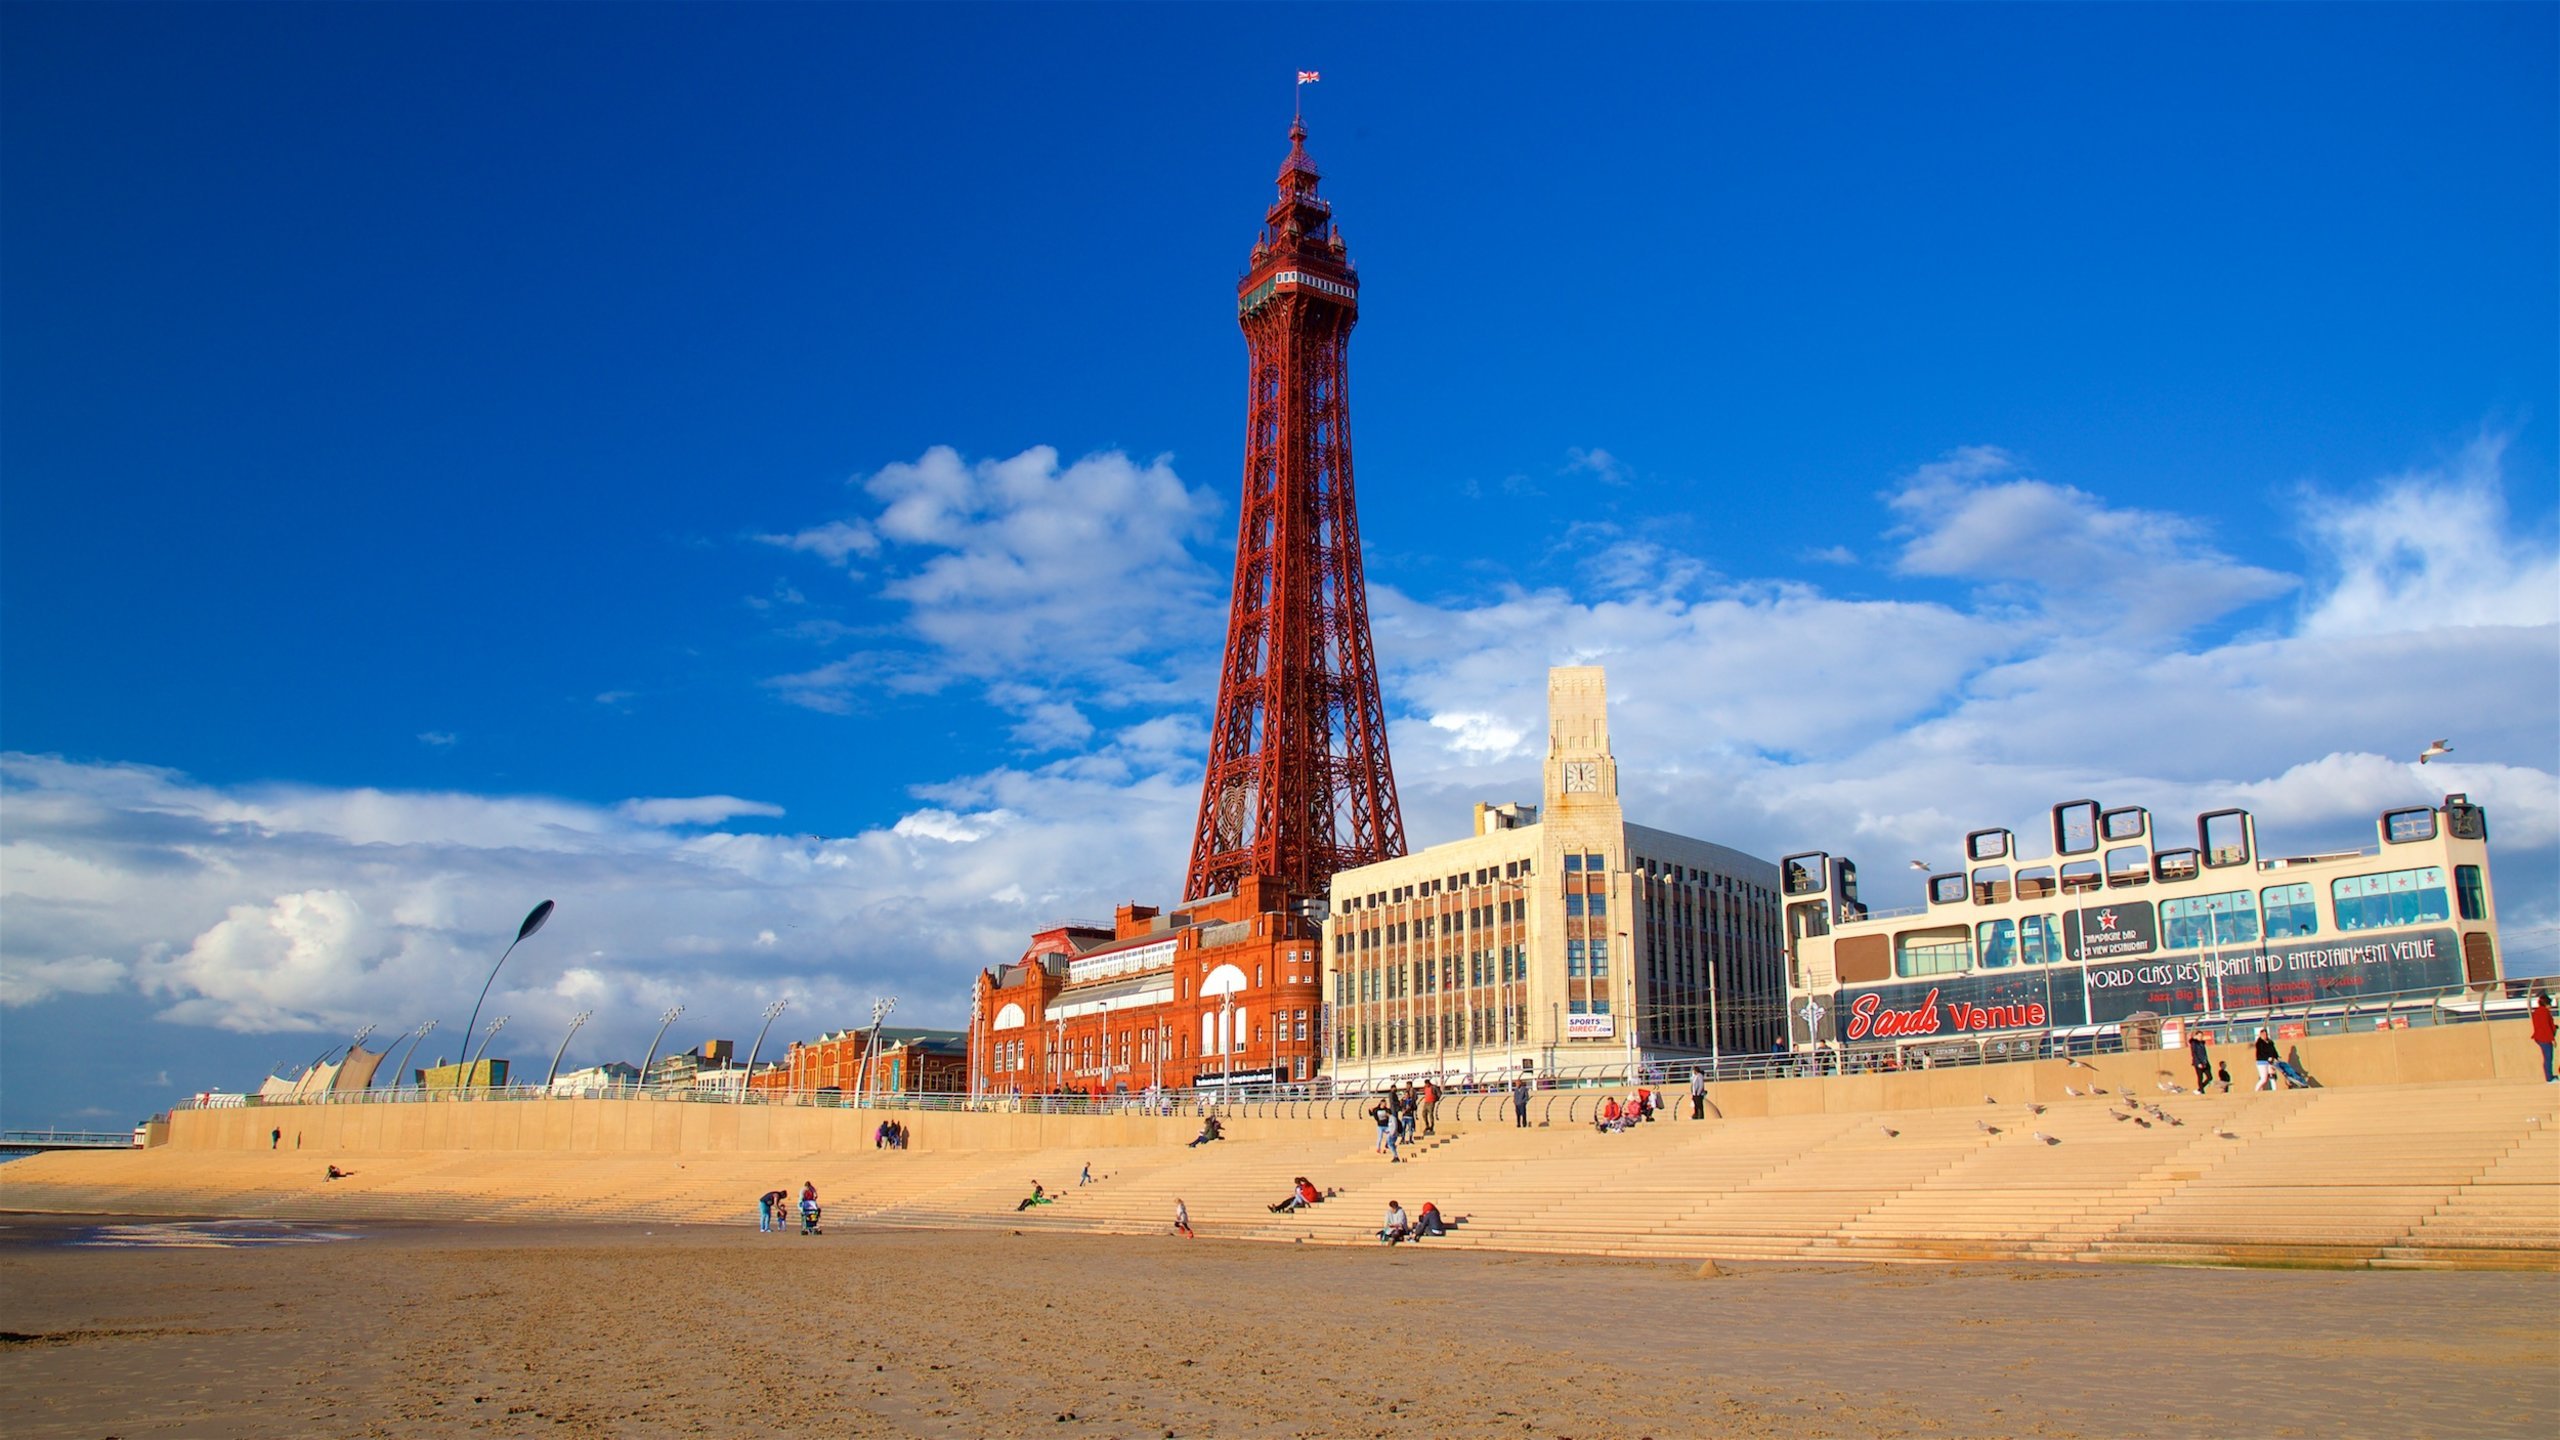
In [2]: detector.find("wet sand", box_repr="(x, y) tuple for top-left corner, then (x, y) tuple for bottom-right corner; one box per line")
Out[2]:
(1, 1215), (2550, 1439)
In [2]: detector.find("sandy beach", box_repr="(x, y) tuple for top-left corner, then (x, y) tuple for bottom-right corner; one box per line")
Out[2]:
(2, 1215), (2551, 1439)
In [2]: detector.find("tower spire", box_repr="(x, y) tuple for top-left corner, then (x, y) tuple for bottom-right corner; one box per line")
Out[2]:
(1184, 119), (1406, 903)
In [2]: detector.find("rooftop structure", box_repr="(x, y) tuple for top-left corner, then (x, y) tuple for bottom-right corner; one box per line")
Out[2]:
(1782, 792), (2506, 1065)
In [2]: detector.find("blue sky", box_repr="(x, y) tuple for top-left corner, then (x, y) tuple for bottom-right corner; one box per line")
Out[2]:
(4, 3), (2554, 1128)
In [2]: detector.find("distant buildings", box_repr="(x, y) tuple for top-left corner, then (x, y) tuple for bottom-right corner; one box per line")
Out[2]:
(747, 1026), (967, 1098)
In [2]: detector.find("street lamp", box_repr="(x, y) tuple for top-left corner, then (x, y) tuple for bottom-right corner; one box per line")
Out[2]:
(467, 1015), (509, 1075)
(859, 997), (897, 1105)
(387, 1020), (436, 1089)
(740, 998), (790, 1104)
(637, 1005), (685, 1092)
(459, 900), (555, 1074)
(544, 1009), (593, 1090)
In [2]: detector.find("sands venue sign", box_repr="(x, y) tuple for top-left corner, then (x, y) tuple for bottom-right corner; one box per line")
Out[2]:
(1845, 987), (2051, 1042)
(1796, 972), (2087, 1046)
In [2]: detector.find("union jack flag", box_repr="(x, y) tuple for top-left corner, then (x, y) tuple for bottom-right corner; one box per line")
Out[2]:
(1297, 70), (1320, 84)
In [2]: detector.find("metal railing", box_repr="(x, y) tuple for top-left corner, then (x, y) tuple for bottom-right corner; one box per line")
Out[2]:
(1, 1128), (138, 1149)
(172, 981), (2545, 1117)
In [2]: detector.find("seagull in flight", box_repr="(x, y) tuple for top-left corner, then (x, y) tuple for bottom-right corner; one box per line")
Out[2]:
(2418, 739), (2453, 764)
(1909, 860), (1932, 872)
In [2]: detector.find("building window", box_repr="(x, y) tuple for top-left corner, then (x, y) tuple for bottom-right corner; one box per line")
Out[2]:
(1294, 1009), (1308, 1042)
(1565, 854), (1584, 872)
(1567, 940), (1586, 976)
(2456, 865), (2487, 921)
(1590, 938), (1609, 978)
(2332, 866), (2450, 931)
(1977, 919), (2016, 969)
(2161, 891), (2260, 950)
(1588, 894), (1606, 918)
(2018, 913), (2064, 965)
(1895, 930), (1971, 978)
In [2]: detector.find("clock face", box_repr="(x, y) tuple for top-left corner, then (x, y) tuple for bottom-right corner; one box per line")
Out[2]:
(1562, 760), (1599, 793)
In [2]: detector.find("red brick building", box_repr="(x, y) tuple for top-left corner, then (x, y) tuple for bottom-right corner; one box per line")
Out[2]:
(970, 877), (1325, 1097)
(747, 1026), (967, 1098)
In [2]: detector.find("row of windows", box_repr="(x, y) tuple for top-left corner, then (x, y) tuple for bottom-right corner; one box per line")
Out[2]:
(1338, 858), (1539, 912)
(990, 1011), (1313, 1073)
(1891, 865), (2485, 978)
(1338, 1004), (1532, 1058)
(1339, 947), (1532, 1004)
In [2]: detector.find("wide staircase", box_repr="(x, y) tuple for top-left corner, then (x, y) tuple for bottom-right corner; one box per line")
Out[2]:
(6, 1081), (2552, 1269)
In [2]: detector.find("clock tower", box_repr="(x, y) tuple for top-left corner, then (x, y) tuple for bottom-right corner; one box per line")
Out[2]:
(1543, 666), (1620, 813)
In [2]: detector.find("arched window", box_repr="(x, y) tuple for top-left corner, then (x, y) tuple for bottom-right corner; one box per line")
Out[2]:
(993, 1003), (1025, 1031)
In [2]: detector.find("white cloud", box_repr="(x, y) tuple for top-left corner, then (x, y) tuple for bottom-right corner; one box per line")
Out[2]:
(2296, 434), (2560, 636)
(614, 796), (786, 827)
(0, 953), (125, 1006)
(417, 731), (458, 748)
(0, 750), (1191, 1056)
(755, 519), (878, 566)
(758, 445), (1225, 720)
(1889, 446), (2295, 636)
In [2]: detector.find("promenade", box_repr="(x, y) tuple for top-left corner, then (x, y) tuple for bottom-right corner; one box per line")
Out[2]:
(7, 1049), (2554, 1270)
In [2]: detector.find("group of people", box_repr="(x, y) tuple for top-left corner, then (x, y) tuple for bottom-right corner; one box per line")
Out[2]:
(1591, 1088), (1661, 1132)
(872, 1120), (910, 1150)
(1368, 1081), (1437, 1159)
(2186, 1028), (2311, 1093)
(1377, 1200), (1453, 1244)
(1267, 1176), (1332, 1212)
(1014, 1180), (1055, 1211)
(756, 1181), (822, 1234)
(1186, 1113), (1225, 1147)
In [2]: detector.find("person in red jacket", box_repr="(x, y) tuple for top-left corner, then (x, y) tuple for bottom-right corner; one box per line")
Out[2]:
(2530, 992), (2555, 1084)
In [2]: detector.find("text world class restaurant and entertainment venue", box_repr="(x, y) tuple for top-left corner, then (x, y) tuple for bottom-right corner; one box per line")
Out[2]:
(1782, 792), (2507, 1065)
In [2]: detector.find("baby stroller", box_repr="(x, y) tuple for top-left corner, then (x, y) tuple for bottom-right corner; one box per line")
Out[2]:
(799, 1202), (823, 1235)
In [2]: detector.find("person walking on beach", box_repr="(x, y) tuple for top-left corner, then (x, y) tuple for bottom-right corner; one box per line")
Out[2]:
(1172, 1198), (1193, 1239)
(2531, 992), (2555, 1084)
(2189, 1030), (2213, 1092)
(1512, 1075), (1531, 1128)
(756, 1189), (775, 1232)
(270, 1128), (280, 1150)
(2252, 1029), (2281, 1090)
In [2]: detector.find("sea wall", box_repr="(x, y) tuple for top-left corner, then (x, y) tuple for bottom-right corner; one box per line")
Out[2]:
(175, 1017), (2542, 1155)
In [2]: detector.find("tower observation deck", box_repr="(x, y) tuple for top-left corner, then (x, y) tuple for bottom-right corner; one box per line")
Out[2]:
(1183, 119), (1407, 904)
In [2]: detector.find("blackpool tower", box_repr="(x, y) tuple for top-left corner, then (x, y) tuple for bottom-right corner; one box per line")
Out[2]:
(1183, 119), (1407, 903)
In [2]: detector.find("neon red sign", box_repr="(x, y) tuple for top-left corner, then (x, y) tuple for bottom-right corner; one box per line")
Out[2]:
(1846, 988), (2049, 1041)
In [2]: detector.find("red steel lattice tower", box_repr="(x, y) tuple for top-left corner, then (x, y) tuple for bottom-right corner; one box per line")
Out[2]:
(1184, 119), (1406, 903)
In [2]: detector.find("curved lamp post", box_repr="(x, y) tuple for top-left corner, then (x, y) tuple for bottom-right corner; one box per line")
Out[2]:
(860, 996), (897, 1105)
(637, 1005), (685, 1093)
(544, 1009), (593, 1090)
(466, 1015), (509, 1073)
(388, 1020), (438, 1088)
(459, 900), (554, 1073)
(739, 998), (790, 1104)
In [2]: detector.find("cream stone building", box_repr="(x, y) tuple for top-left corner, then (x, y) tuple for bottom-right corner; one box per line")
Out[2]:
(1321, 667), (1787, 1088)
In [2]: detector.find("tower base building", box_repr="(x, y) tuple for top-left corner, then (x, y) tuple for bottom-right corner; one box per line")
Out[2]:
(1321, 667), (1789, 1088)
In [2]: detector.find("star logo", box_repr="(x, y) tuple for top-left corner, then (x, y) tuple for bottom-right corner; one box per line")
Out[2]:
(2096, 909), (2120, 931)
